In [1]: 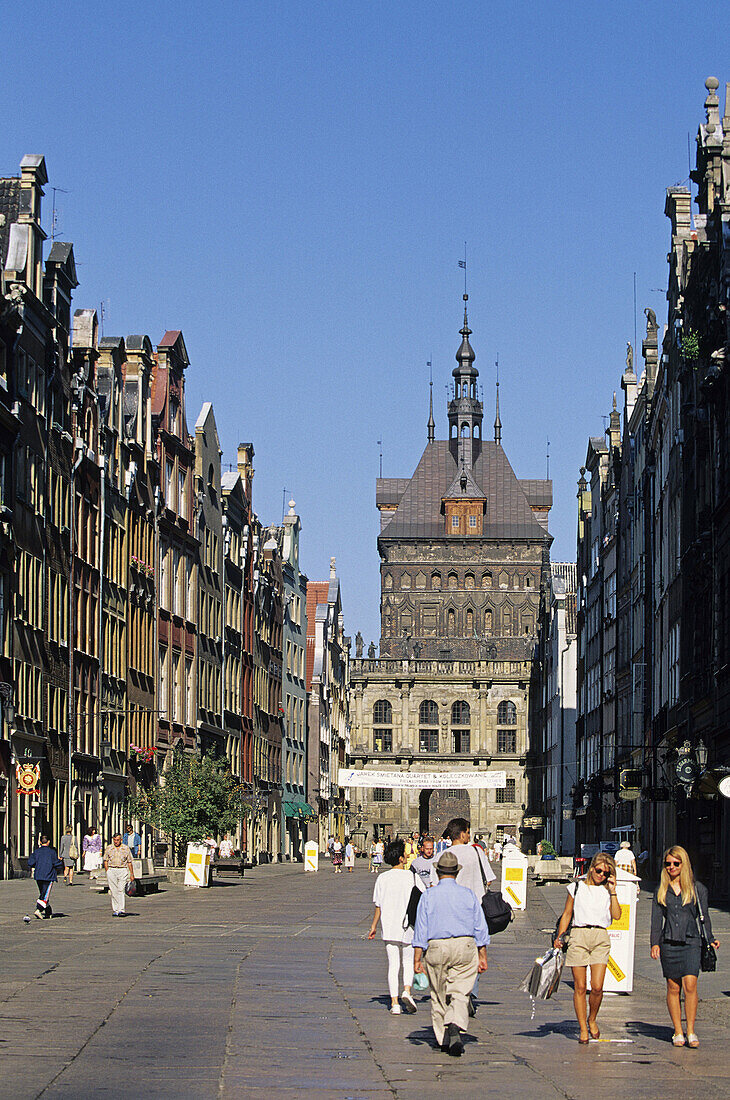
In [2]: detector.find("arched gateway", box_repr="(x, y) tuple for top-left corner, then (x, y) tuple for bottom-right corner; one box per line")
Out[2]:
(419, 788), (470, 836)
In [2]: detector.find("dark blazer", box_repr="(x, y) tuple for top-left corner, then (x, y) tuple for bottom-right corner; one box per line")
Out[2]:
(650, 880), (714, 946)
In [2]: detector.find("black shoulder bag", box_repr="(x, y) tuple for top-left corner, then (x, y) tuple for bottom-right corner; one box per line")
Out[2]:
(476, 846), (513, 934)
(404, 869), (423, 930)
(696, 889), (717, 972)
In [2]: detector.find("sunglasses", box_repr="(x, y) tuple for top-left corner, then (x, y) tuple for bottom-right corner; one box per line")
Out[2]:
(593, 868), (610, 877)
(664, 860), (682, 867)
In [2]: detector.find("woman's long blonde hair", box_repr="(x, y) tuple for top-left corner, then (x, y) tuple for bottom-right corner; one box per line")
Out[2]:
(657, 845), (695, 906)
(588, 852), (616, 877)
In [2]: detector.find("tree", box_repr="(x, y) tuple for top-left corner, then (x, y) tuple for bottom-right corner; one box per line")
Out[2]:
(128, 752), (246, 858)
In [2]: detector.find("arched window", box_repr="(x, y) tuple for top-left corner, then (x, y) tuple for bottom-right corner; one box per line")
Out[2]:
(401, 572), (411, 589)
(373, 700), (392, 752)
(383, 573), (393, 590)
(482, 572), (492, 588)
(524, 575), (533, 588)
(461, 423), (470, 437)
(451, 700), (470, 753)
(465, 573), (475, 589)
(474, 423), (481, 439)
(419, 699), (439, 753)
(447, 609), (455, 635)
(484, 608), (493, 631)
(431, 571), (441, 590)
(497, 700), (517, 753)
(466, 609), (474, 634)
(448, 572), (458, 589)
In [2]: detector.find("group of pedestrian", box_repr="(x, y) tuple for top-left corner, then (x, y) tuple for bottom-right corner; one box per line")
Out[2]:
(26, 823), (142, 920)
(368, 821), (720, 1057)
(327, 835), (356, 873)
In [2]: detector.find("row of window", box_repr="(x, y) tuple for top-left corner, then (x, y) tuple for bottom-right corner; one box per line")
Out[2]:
(372, 779), (517, 803)
(384, 571), (534, 591)
(372, 700), (517, 725)
(383, 606), (534, 638)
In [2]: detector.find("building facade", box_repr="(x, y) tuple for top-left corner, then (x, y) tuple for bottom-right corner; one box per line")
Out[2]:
(348, 302), (552, 846)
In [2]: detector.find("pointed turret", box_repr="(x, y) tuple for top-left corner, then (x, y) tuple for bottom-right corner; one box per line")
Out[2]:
(447, 295), (483, 466)
(494, 359), (502, 445)
(427, 374), (435, 444)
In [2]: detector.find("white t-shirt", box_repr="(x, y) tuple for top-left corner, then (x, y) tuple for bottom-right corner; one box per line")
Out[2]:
(614, 848), (636, 870)
(452, 843), (496, 899)
(373, 868), (424, 943)
(411, 854), (438, 887)
(568, 879), (612, 928)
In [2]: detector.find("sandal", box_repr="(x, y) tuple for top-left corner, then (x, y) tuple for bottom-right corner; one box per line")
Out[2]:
(687, 1033), (699, 1048)
(672, 1033), (685, 1046)
(588, 1024), (600, 1040)
(578, 1035), (590, 1044)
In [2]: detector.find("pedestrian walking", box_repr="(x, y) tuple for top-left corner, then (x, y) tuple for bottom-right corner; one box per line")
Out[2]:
(411, 835), (438, 887)
(58, 825), (78, 885)
(442, 817), (496, 1016)
(650, 845), (719, 1047)
(412, 850), (489, 1056)
(372, 838), (384, 873)
(331, 838), (344, 873)
(615, 839), (640, 898)
(27, 835), (64, 919)
(404, 832), (419, 869)
(368, 839), (377, 873)
(554, 852), (622, 1043)
(123, 822), (141, 858)
(103, 833), (136, 916)
(344, 838), (355, 872)
(368, 839), (424, 1015)
(82, 826), (103, 872)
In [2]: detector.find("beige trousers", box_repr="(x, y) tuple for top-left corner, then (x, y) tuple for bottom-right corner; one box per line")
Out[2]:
(107, 866), (129, 913)
(423, 936), (478, 1045)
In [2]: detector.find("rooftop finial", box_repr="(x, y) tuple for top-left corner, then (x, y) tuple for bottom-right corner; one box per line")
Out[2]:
(427, 359), (435, 444)
(494, 356), (502, 445)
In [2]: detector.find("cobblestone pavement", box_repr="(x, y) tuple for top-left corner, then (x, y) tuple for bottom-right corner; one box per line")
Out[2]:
(0, 865), (728, 1099)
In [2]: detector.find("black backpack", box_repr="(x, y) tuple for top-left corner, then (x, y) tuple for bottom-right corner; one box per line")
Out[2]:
(403, 869), (424, 929)
(476, 846), (513, 934)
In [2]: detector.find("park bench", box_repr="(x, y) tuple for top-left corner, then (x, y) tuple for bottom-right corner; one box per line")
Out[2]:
(212, 856), (245, 878)
(88, 858), (167, 895)
(531, 857), (575, 884)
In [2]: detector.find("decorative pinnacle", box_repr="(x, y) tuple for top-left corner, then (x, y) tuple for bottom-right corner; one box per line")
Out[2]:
(494, 358), (502, 445)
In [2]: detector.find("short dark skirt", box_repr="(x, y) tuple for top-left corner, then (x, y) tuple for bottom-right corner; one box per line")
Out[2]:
(659, 940), (701, 981)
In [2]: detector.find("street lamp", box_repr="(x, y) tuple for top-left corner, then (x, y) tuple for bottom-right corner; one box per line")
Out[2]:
(695, 738), (708, 771)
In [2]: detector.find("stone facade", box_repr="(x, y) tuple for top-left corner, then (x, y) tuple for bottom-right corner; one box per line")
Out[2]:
(349, 302), (552, 846)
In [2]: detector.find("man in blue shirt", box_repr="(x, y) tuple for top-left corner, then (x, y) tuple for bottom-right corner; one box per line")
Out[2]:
(413, 849), (489, 1056)
(123, 823), (141, 858)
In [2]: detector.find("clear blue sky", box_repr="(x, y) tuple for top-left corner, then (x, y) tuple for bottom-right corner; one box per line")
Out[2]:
(5, 2), (729, 646)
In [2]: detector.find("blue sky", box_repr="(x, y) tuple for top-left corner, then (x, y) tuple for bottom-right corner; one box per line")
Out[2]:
(5, 1), (730, 645)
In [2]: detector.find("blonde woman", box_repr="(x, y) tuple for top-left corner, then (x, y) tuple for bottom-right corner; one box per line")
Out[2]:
(554, 852), (622, 1043)
(650, 846), (719, 1047)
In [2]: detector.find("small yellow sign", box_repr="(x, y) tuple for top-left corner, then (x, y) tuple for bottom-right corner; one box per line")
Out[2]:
(506, 886), (520, 905)
(505, 868), (524, 881)
(609, 904), (630, 932)
(606, 955), (625, 983)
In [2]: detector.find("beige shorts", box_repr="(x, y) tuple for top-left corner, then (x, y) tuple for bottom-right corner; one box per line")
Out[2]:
(565, 926), (610, 967)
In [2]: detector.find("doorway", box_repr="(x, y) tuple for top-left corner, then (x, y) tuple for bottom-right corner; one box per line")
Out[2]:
(420, 788), (470, 837)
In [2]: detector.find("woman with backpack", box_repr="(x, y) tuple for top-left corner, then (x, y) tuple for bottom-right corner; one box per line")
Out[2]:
(367, 839), (425, 1014)
(650, 845), (719, 1047)
(554, 852), (622, 1043)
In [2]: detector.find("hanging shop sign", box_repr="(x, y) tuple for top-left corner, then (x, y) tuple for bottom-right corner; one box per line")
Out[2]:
(338, 769), (507, 790)
(16, 762), (40, 795)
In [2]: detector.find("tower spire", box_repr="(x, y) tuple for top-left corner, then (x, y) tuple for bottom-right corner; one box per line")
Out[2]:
(494, 357), (502, 445)
(427, 359), (435, 443)
(448, 294), (482, 465)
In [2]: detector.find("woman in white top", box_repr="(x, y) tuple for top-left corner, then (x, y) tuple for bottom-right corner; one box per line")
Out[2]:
(368, 839), (424, 1015)
(554, 853), (622, 1043)
(344, 839), (355, 872)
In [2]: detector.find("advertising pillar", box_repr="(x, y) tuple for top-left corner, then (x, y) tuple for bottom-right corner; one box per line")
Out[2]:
(184, 842), (212, 887)
(304, 840), (319, 872)
(501, 851), (528, 910)
(604, 870), (639, 993)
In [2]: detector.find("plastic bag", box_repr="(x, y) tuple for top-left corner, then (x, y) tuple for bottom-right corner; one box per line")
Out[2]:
(413, 971), (429, 993)
(519, 947), (564, 1017)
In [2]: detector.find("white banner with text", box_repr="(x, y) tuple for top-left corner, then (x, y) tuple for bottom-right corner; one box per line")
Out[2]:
(338, 769), (507, 790)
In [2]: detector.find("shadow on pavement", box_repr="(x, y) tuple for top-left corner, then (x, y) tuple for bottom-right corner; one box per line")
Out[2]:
(624, 1020), (671, 1042)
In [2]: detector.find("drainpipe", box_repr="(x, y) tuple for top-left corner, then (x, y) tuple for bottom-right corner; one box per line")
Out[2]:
(68, 442), (83, 835)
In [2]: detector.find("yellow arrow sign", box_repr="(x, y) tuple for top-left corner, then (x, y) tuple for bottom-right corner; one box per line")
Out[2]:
(606, 955), (625, 983)
(506, 886), (520, 905)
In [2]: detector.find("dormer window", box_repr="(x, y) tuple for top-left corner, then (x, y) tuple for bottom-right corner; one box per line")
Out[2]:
(469, 515), (477, 528)
(451, 515), (460, 529)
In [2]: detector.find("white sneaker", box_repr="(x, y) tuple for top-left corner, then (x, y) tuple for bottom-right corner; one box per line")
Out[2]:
(390, 1004), (401, 1014)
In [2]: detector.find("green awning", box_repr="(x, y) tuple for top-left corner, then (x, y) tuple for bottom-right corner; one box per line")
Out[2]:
(283, 799), (299, 818)
(283, 798), (317, 821)
(298, 801), (317, 820)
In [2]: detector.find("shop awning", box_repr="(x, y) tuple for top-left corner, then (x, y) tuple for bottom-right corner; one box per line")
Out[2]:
(283, 799), (318, 821)
(283, 799), (299, 818)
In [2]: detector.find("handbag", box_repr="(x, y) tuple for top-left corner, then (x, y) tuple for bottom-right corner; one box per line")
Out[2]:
(403, 869), (423, 929)
(519, 947), (564, 1000)
(476, 845), (513, 934)
(69, 840), (79, 861)
(696, 890), (717, 972)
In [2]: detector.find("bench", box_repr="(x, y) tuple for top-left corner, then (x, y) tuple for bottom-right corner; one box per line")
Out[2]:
(212, 857), (245, 878)
(531, 857), (575, 884)
(89, 858), (167, 895)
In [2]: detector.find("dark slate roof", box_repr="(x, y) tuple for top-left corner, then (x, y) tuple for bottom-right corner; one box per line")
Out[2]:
(47, 241), (73, 264)
(0, 177), (20, 268)
(520, 479), (553, 509)
(376, 478), (411, 508)
(379, 441), (550, 541)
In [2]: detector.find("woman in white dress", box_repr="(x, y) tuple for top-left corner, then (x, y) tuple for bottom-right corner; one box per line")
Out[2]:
(344, 839), (355, 872)
(368, 839), (424, 1014)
